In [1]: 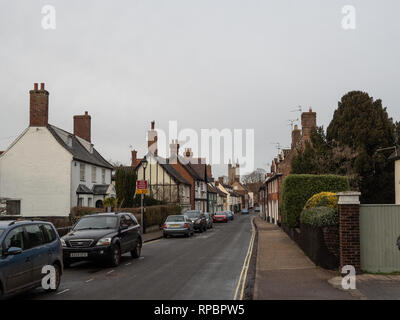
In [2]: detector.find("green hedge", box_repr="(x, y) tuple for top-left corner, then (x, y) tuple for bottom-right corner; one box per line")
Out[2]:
(300, 207), (338, 228)
(281, 174), (349, 228)
(70, 204), (181, 228)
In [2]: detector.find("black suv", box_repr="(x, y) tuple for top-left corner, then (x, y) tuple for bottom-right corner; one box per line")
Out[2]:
(184, 210), (207, 233)
(61, 213), (142, 267)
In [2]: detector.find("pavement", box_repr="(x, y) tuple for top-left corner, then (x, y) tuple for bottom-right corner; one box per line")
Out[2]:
(142, 229), (163, 243)
(253, 217), (354, 300)
(24, 212), (254, 300)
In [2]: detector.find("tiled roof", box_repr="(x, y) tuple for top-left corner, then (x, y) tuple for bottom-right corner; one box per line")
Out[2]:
(135, 154), (191, 185)
(76, 184), (93, 194)
(207, 184), (218, 194)
(92, 184), (110, 195)
(48, 125), (113, 169)
(160, 163), (191, 185)
(132, 159), (142, 169)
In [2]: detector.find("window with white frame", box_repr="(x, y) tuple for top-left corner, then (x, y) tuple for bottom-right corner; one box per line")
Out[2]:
(92, 166), (97, 183)
(102, 169), (106, 184)
(80, 163), (86, 181)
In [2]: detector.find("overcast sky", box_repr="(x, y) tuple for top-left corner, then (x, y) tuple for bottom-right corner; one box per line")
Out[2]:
(0, 0), (399, 177)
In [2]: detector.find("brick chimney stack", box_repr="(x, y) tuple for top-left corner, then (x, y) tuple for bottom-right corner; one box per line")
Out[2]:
(29, 82), (49, 127)
(291, 124), (302, 149)
(301, 108), (317, 140)
(148, 121), (158, 156)
(131, 150), (137, 166)
(170, 139), (180, 157)
(73, 111), (91, 142)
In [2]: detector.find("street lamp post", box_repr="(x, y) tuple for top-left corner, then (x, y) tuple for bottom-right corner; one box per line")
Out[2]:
(141, 157), (148, 234)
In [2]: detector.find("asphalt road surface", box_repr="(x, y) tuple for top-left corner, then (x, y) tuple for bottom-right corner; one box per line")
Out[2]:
(23, 212), (254, 300)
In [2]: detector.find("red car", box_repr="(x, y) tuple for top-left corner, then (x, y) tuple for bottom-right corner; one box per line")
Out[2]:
(213, 212), (228, 223)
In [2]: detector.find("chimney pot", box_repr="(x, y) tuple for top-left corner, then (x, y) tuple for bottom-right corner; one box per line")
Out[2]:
(40, 83), (45, 90)
(34, 83), (38, 90)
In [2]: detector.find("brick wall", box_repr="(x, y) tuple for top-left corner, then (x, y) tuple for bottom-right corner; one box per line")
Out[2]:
(339, 204), (361, 271)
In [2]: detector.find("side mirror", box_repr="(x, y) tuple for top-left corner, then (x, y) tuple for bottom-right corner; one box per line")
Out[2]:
(6, 247), (22, 256)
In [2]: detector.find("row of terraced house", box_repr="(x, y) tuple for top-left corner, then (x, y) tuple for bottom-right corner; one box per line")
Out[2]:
(0, 83), (249, 221)
(258, 108), (317, 224)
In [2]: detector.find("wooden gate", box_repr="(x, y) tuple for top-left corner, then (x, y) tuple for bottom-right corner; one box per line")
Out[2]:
(360, 204), (400, 273)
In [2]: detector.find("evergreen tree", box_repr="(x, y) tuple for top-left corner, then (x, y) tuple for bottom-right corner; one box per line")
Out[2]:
(115, 166), (137, 208)
(395, 121), (400, 146)
(326, 91), (396, 203)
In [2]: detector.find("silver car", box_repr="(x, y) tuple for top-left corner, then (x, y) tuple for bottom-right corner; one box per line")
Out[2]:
(163, 215), (194, 238)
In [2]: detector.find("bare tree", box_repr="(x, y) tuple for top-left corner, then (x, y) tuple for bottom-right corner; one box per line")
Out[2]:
(241, 168), (266, 184)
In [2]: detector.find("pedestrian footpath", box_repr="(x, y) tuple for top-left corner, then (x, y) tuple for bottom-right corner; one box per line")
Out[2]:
(253, 217), (354, 300)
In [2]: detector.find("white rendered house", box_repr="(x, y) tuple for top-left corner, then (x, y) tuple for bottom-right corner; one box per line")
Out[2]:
(0, 83), (115, 217)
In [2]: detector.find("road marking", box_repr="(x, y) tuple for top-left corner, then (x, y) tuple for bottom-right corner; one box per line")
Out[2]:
(233, 217), (256, 300)
(85, 278), (94, 283)
(106, 270), (115, 274)
(56, 289), (70, 295)
(125, 262), (132, 266)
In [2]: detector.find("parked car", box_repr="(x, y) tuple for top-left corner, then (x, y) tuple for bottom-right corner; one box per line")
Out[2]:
(184, 210), (207, 232)
(213, 212), (228, 223)
(241, 208), (249, 214)
(0, 220), (63, 298)
(61, 212), (142, 268)
(163, 215), (194, 238)
(204, 212), (213, 229)
(254, 206), (260, 213)
(225, 211), (234, 220)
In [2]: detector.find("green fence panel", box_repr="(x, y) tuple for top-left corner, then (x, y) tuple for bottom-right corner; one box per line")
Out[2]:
(360, 205), (400, 273)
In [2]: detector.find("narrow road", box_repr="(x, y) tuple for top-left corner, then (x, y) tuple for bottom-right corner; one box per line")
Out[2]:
(26, 212), (254, 300)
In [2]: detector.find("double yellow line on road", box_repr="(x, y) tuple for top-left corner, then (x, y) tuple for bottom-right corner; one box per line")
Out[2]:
(233, 217), (256, 300)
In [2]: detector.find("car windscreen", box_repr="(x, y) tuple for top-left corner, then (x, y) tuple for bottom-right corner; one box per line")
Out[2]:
(216, 212), (227, 216)
(166, 216), (185, 222)
(73, 216), (118, 230)
(185, 211), (200, 218)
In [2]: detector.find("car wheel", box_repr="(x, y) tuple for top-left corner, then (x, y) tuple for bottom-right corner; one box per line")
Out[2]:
(203, 225), (207, 232)
(131, 240), (142, 259)
(185, 232), (190, 238)
(110, 244), (121, 267)
(45, 263), (61, 292)
(163, 233), (168, 238)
